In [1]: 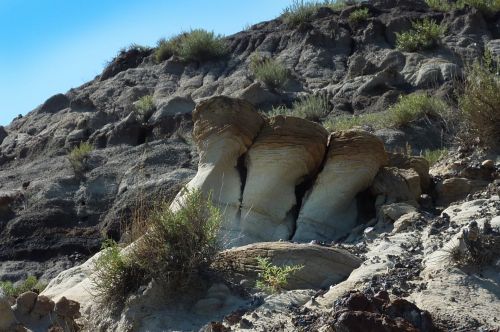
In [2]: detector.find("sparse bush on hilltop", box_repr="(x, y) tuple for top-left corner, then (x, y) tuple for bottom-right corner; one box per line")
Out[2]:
(91, 190), (223, 305)
(68, 142), (93, 178)
(255, 257), (303, 294)
(427, 0), (500, 13)
(0, 276), (46, 298)
(155, 29), (228, 63)
(349, 8), (370, 24)
(323, 93), (450, 131)
(292, 94), (330, 121)
(282, 0), (356, 26)
(396, 19), (445, 52)
(458, 58), (500, 148)
(250, 53), (289, 89)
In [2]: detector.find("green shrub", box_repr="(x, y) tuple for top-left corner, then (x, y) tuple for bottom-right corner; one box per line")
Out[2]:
(255, 257), (303, 294)
(155, 29), (228, 63)
(323, 94), (450, 131)
(349, 8), (370, 23)
(422, 148), (448, 166)
(386, 93), (449, 127)
(91, 190), (223, 304)
(0, 276), (46, 298)
(90, 239), (144, 305)
(282, 0), (353, 26)
(426, 0), (500, 12)
(68, 142), (93, 177)
(396, 19), (445, 52)
(292, 94), (330, 121)
(135, 95), (155, 121)
(250, 54), (289, 89)
(458, 60), (500, 147)
(265, 105), (293, 117)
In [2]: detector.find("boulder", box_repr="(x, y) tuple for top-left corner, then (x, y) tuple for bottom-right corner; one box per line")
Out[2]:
(0, 290), (17, 331)
(170, 96), (265, 244)
(435, 177), (489, 206)
(37, 93), (70, 114)
(0, 126), (7, 145)
(54, 296), (81, 319)
(240, 116), (328, 243)
(150, 95), (196, 123)
(293, 130), (387, 242)
(214, 242), (362, 290)
(234, 82), (282, 106)
(387, 153), (430, 192)
(378, 203), (417, 224)
(31, 295), (55, 319)
(333, 311), (419, 332)
(14, 291), (37, 315)
(371, 167), (422, 204)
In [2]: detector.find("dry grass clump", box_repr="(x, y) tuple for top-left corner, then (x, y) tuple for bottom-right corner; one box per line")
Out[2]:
(155, 29), (228, 63)
(90, 190), (222, 305)
(68, 142), (93, 178)
(282, 0), (357, 26)
(249, 53), (289, 89)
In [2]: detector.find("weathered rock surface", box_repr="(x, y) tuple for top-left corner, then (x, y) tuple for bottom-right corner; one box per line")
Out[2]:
(215, 242), (362, 290)
(293, 130), (387, 242)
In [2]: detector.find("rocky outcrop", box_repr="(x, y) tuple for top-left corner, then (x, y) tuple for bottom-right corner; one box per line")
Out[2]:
(293, 130), (388, 242)
(214, 242), (362, 290)
(170, 96), (265, 242)
(240, 117), (328, 243)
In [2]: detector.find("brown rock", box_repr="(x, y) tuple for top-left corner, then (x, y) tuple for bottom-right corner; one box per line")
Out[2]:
(435, 177), (489, 206)
(54, 296), (81, 319)
(333, 311), (419, 332)
(15, 291), (38, 314)
(371, 167), (422, 204)
(388, 153), (430, 191)
(31, 295), (55, 319)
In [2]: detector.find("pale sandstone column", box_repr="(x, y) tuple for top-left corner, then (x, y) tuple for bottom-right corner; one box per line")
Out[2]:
(171, 96), (264, 245)
(239, 116), (328, 244)
(293, 129), (387, 242)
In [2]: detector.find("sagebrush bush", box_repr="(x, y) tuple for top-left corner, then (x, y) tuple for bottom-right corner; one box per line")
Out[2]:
(458, 60), (500, 148)
(323, 94), (450, 131)
(422, 148), (448, 166)
(135, 95), (155, 121)
(349, 8), (370, 23)
(250, 54), (289, 89)
(292, 94), (330, 121)
(91, 190), (223, 304)
(255, 257), (303, 294)
(155, 29), (228, 63)
(282, 0), (354, 26)
(68, 142), (93, 177)
(0, 276), (46, 298)
(396, 19), (445, 52)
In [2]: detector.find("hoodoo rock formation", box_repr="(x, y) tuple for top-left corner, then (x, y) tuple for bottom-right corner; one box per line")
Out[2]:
(240, 116), (328, 244)
(294, 130), (388, 242)
(170, 96), (264, 242)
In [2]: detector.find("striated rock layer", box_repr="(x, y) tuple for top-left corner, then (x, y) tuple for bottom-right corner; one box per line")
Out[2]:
(293, 130), (388, 242)
(239, 116), (328, 244)
(170, 96), (264, 243)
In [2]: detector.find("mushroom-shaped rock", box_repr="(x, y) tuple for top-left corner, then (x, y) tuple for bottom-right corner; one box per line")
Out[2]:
(293, 130), (388, 242)
(239, 116), (328, 244)
(170, 96), (265, 241)
(214, 242), (362, 290)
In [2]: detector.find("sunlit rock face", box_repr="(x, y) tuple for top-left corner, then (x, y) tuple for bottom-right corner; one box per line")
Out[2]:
(239, 116), (328, 244)
(170, 96), (264, 243)
(293, 130), (388, 242)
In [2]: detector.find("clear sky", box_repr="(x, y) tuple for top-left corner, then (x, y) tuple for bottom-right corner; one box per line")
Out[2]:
(0, 0), (290, 126)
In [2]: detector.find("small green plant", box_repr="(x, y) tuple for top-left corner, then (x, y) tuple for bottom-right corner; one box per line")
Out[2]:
(458, 59), (500, 147)
(425, 0), (453, 10)
(422, 148), (448, 166)
(250, 54), (289, 89)
(426, 0), (500, 12)
(265, 105), (293, 117)
(292, 94), (330, 121)
(135, 95), (155, 121)
(396, 19), (445, 52)
(348, 8), (370, 23)
(0, 276), (46, 298)
(155, 29), (228, 63)
(255, 257), (303, 294)
(68, 142), (93, 177)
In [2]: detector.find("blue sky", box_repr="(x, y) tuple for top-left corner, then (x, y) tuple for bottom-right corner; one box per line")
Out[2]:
(0, 0), (290, 126)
